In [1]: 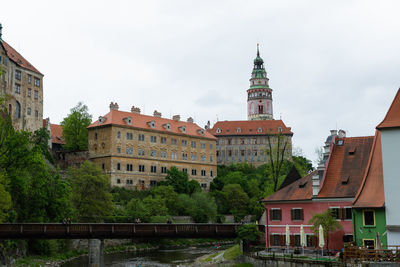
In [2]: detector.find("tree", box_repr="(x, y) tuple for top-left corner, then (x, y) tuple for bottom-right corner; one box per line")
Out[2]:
(163, 166), (189, 194)
(151, 185), (178, 215)
(308, 209), (342, 250)
(237, 224), (262, 242)
(31, 127), (53, 163)
(61, 102), (92, 151)
(222, 184), (249, 222)
(68, 161), (113, 222)
(188, 192), (217, 223)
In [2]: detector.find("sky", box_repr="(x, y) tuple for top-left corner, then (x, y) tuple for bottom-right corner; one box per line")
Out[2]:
(1, 0), (400, 164)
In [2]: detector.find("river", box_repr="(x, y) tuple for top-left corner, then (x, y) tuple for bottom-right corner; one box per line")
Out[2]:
(61, 245), (228, 267)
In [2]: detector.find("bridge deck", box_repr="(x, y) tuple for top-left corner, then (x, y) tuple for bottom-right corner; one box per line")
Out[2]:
(0, 223), (257, 239)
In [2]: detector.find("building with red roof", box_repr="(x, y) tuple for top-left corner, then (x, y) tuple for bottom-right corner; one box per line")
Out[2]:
(0, 24), (44, 132)
(88, 103), (217, 190)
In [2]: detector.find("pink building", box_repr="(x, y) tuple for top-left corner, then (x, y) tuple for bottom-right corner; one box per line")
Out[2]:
(262, 131), (373, 250)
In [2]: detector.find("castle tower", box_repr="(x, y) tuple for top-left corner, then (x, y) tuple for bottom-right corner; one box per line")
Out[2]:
(247, 44), (273, 120)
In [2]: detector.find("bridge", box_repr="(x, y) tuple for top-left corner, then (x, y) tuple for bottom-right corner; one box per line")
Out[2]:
(0, 223), (252, 239)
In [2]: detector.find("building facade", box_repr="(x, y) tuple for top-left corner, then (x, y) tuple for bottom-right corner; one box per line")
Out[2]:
(0, 24), (44, 132)
(88, 103), (217, 190)
(209, 120), (293, 167)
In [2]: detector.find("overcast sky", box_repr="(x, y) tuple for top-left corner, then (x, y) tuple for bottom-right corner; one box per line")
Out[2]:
(1, 0), (399, 164)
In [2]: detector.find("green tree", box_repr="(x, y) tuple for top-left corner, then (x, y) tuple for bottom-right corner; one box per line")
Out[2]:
(126, 198), (150, 222)
(308, 209), (343, 250)
(163, 166), (189, 194)
(222, 184), (249, 222)
(0, 181), (11, 222)
(61, 102), (92, 151)
(68, 161), (113, 222)
(237, 224), (262, 242)
(152, 185), (178, 215)
(188, 192), (217, 223)
(188, 180), (202, 195)
(30, 127), (53, 163)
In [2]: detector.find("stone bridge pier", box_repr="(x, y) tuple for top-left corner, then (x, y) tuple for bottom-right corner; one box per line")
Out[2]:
(88, 239), (104, 267)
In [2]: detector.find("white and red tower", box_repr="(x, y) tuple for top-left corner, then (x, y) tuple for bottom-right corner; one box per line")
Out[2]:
(247, 44), (273, 120)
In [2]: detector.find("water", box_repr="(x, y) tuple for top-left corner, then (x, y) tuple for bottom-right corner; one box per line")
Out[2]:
(61, 245), (226, 267)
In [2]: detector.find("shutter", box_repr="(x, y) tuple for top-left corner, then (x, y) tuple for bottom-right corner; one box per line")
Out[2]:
(269, 209), (273, 220)
(290, 235), (295, 246)
(278, 209), (282, 221)
(280, 235), (285, 246)
(312, 236), (317, 247)
(270, 234), (273, 246)
(291, 209), (294, 220)
(300, 209), (304, 221)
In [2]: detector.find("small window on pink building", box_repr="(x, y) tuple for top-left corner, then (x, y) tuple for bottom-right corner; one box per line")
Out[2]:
(291, 208), (304, 221)
(270, 209), (282, 221)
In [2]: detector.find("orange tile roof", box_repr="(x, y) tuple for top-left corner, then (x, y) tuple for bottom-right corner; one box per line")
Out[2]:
(377, 88), (400, 129)
(317, 136), (373, 199)
(262, 171), (316, 202)
(1, 41), (42, 75)
(353, 131), (385, 208)
(50, 124), (65, 145)
(208, 120), (293, 136)
(88, 109), (216, 140)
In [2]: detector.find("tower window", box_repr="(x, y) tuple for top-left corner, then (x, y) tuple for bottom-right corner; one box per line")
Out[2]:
(258, 105), (264, 114)
(15, 101), (21, 118)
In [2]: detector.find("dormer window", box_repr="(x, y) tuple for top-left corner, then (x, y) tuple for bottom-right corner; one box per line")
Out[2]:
(216, 128), (221, 133)
(123, 117), (132, 125)
(179, 126), (186, 133)
(197, 129), (204, 136)
(237, 127), (241, 133)
(257, 127), (262, 133)
(98, 116), (107, 124)
(278, 127), (283, 133)
(147, 120), (156, 128)
(163, 123), (171, 130)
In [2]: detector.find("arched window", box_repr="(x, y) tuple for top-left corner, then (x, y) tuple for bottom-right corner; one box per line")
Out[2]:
(16, 101), (21, 119)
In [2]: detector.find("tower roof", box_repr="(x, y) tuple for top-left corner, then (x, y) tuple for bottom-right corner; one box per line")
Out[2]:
(376, 88), (400, 129)
(253, 43), (264, 67)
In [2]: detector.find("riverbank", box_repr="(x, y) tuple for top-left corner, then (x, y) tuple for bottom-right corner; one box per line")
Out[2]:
(11, 238), (235, 267)
(193, 244), (255, 267)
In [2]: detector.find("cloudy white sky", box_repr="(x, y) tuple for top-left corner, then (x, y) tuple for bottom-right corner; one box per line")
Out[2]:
(1, 0), (400, 164)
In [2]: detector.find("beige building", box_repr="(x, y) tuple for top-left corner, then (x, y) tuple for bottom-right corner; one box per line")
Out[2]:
(0, 24), (44, 132)
(88, 103), (217, 190)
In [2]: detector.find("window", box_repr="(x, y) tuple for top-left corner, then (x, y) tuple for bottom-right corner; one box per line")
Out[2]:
(201, 170), (206, 176)
(138, 149), (145, 156)
(171, 138), (177, 145)
(117, 146), (121, 153)
(201, 143), (206, 149)
(191, 169), (197, 175)
(150, 150), (157, 158)
(102, 163), (105, 170)
(191, 141), (196, 148)
(14, 83), (21, 94)
(210, 144), (213, 150)
(294, 235), (301, 247)
(201, 183), (207, 189)
(182, 153), (188, 160)
(138, 134), (145, 141)
(363, 239), (375, 249)
(14, 101), (21, 119)
(126, 179), (133, 185)
(117, 131), (121, 139)
(363, 210), (375, 226)
(182, 168), (188, 173)
(306, 235), (316, 247)
(330, 207), (340, 220)
(150, 136), (157, 143)
(35, 110), (39, 118)
(228, 150), (232, 156)
(257, 127), (262, 133)
(216, 128), (221, 133)
(344, 207), (352, 220)
(27, 107), (31, 115)
(270, 209), (282, 221)
(210, 170), (213, 177)
(94, 133), (98, 140)
(210, 156), (213, 162)
(34, 77), (40, 87)
(160, 151), (167, 158)
(171, 152), (177, 160)
(191, 153), (197, 161)
(291, 208), (304, 221)
(28, 75), (31, 84)
(161, 137), (167, 144)
(151, 166), (157, 173)
(27, 88), (31, 97)
(126, 132), (133, 140)
(201, 155), (206, 162)
(150, 180), (157, 187)
(126, 164), (133, 171)
(34, 90), (38, 100)
(343, 235), (353, 243)
(117, 179), (121, 184)
(272, 235), (281, 246)
(126, 147), (133, 155)
(139, 165), (145, 172)
(15, 70), (21, 80)
(237, 127), (241, 133)
(181, 140), (187, 146)
(161, 166), (167, 173)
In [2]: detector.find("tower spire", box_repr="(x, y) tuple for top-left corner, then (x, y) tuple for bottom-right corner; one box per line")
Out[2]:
(257, 43), (260, 57)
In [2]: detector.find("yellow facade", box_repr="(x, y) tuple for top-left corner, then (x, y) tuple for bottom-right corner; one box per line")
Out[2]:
(89, 124), (217, 190)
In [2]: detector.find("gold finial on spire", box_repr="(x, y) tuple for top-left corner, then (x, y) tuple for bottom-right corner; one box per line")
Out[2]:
(257, 43), (260, 56)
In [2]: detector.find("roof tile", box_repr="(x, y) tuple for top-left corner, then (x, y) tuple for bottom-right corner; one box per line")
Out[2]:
(377, 88), (400, 129)
(2, 41), (42, 75)
(209, 120), (293, 136)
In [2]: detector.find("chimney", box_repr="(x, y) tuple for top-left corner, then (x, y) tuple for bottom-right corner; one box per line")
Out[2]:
(172, 115), (180, 122)
(330, 129), (338, 136)
(187, 117), (194, 123)
(338, 129), (346, 138)
(153, 110), (162, 118)
(131, 106), (141, 114)
(205, 120), (211, 130)
(109, 102), (119, 111)
(0, 23), (2, 42)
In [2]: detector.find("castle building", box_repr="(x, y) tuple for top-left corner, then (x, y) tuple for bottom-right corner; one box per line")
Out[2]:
(88, 103), (217, 190)
(209, 45), (293, 166)
(0, 24), (44, 132)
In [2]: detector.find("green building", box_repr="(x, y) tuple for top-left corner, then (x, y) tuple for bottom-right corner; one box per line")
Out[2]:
(352, 131), (387, 248)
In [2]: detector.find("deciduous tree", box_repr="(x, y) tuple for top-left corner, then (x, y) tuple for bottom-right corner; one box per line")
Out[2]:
(308, 209), (342, 250)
